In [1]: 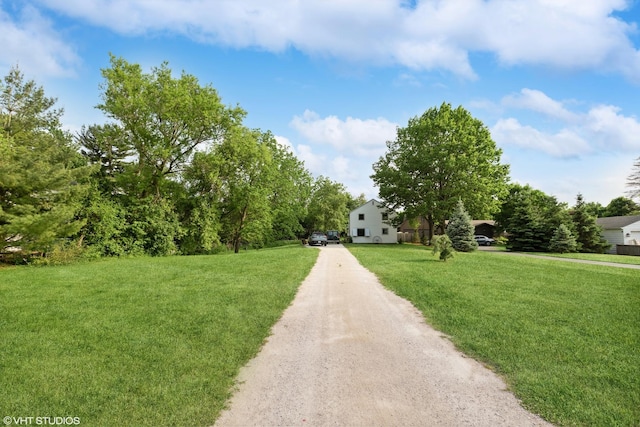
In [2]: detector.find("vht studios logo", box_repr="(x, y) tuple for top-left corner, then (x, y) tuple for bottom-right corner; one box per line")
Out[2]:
(3, 417), (81, 426)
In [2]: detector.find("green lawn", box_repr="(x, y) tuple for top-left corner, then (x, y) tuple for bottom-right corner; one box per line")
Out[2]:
(0, 246), (318, 427)
(529, 251), (640, 266)
(347, 244), (640, 427)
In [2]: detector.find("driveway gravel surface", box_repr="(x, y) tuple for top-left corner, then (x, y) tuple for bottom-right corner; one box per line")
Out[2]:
(214, 245), (552, 427)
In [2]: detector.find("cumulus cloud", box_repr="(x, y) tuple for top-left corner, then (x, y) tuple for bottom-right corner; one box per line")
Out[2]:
(494, 89), (640, 157)
(502, 89), (579, 123)
(586, 105), (640, 151)
(31, 0), (640, 80)
(290, 110), (397, 156)
(0, 4), (79, 77)
(492, 118), (591, 158)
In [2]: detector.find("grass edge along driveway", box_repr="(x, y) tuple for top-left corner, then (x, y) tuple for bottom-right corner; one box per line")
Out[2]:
(347, 244), (639, 427)
(0, 246), (318, 427)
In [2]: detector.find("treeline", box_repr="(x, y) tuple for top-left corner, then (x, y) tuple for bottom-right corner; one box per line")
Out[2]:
(0, 56), (362, 262)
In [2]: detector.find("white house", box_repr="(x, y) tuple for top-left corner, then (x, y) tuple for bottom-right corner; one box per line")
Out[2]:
(596, 215), (640, 254)
(349, 199), (397, 244)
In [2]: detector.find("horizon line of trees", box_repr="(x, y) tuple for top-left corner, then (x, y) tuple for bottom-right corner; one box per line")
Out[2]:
(2, 59), (639, 263)
(0, 58), (364, 262)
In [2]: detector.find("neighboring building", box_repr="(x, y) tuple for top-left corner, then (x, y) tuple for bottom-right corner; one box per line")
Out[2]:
(397, 217), (496, 243)
(596, 215), (640, 254)
(471, 220), (496, 238)
(349, 199), (397, 244)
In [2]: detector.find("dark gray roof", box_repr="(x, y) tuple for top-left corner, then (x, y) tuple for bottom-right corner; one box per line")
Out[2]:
(596, 215), (640, 229)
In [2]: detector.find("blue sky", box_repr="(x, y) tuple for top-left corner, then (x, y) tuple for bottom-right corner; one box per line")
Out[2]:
(2, 0), (640, 206)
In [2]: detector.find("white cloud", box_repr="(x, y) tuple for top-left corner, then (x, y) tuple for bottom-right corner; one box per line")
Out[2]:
(32, 0), (640, 80)
(492, 118), (591, 158)
(502, 89), (579, 123)
(0, 4), (79, 77)
(586, 105), (640, 151)
(295, 144), (325, 175)
(495, 89), (640, 156)
(290, 110), (397, 156)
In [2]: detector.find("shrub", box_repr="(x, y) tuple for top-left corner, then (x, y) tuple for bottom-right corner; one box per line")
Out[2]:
(432, 235), (454, 261)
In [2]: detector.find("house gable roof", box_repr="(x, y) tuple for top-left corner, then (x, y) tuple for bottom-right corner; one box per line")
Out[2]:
(596, 215), (640, 230)
(350, 199), (383, 213)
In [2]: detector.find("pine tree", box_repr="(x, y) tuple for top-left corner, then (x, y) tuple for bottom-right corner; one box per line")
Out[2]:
(548, 224), (577, 253)
(572, 194), (610, 253)
(1, 67), (89, 256)
(446, 200), (477, 252)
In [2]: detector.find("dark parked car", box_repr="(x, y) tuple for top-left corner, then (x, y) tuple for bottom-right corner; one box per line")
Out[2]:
(308, 232), (328, 246)
(326, 230), (340, 244)
(474, 235), (495, 246)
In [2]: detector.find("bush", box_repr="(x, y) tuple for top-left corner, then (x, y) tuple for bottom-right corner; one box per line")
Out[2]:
(432, 235), (455, 261)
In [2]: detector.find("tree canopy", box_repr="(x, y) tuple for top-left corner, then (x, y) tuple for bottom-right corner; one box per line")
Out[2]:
(371, 102), (509, 242)
(1, 67), (90, 255)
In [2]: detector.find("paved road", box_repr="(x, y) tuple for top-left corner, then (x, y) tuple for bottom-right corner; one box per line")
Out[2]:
(478, 246), (640, 269)
(214, 245), (551, 427)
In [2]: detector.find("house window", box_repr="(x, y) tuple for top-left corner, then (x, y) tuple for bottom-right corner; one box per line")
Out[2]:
(358, 213), (365, 220)
(382, 228), (389, 235)
(382, 213), (388, 221)
(357, 228), (366, 236)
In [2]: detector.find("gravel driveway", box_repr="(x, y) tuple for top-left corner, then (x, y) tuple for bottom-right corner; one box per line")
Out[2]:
(214, 245), (552, 426)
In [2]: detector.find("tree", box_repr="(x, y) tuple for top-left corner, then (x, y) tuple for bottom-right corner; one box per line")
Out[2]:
(305, 176), (351, 234)
(603, 197), (639, 217)
(265, 136), (312, 241)
(446, 200), (477, 252)
(626, 156), (640, 201)
(77, 56), (246, 256)
(216, 127), (275, 253)
(0, 67), (89, 255)
(571, 194), (610, 253)
(505, 199), (548, 252)
(95, 54), (245, 199)
(548, 224), (577, 253)
(496, 183), (570, 251)
(372, 102), (509, 243)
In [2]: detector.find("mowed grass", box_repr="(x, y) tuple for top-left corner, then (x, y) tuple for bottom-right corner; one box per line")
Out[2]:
(347, 244), (639, 427)
(532, 252), (640, 266)
(0, 246), (318, 426)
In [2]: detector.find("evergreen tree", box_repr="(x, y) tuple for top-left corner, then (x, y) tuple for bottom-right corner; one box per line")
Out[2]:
(548, 224), (577, 253)
(572, 194), (610, 253)
(0, 67), (90, 256)
(446, 200), (477, 252)
(506, 199), (547, 252)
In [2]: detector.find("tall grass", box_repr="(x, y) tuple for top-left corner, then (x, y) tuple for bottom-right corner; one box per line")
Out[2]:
(347, 244), (640, 427)
(0, 246), (318, 426)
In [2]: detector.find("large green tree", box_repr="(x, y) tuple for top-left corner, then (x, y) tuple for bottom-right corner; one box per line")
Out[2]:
(77, 56), (245, 255)
(95, 54), (245, 199)
(372, 102), (509, 242)
(216, 127), (275, 253)
(0, 67), (89, 255)
(305, 176), (351, 234)
(603, 196), (639, 217)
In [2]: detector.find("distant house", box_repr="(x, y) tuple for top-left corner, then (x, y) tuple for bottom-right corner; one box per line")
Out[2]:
(397, 217), (496, 243)
(471, 220), (496, 238)
(596, 215), (640, 254)
(349, 199), (397, 244)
